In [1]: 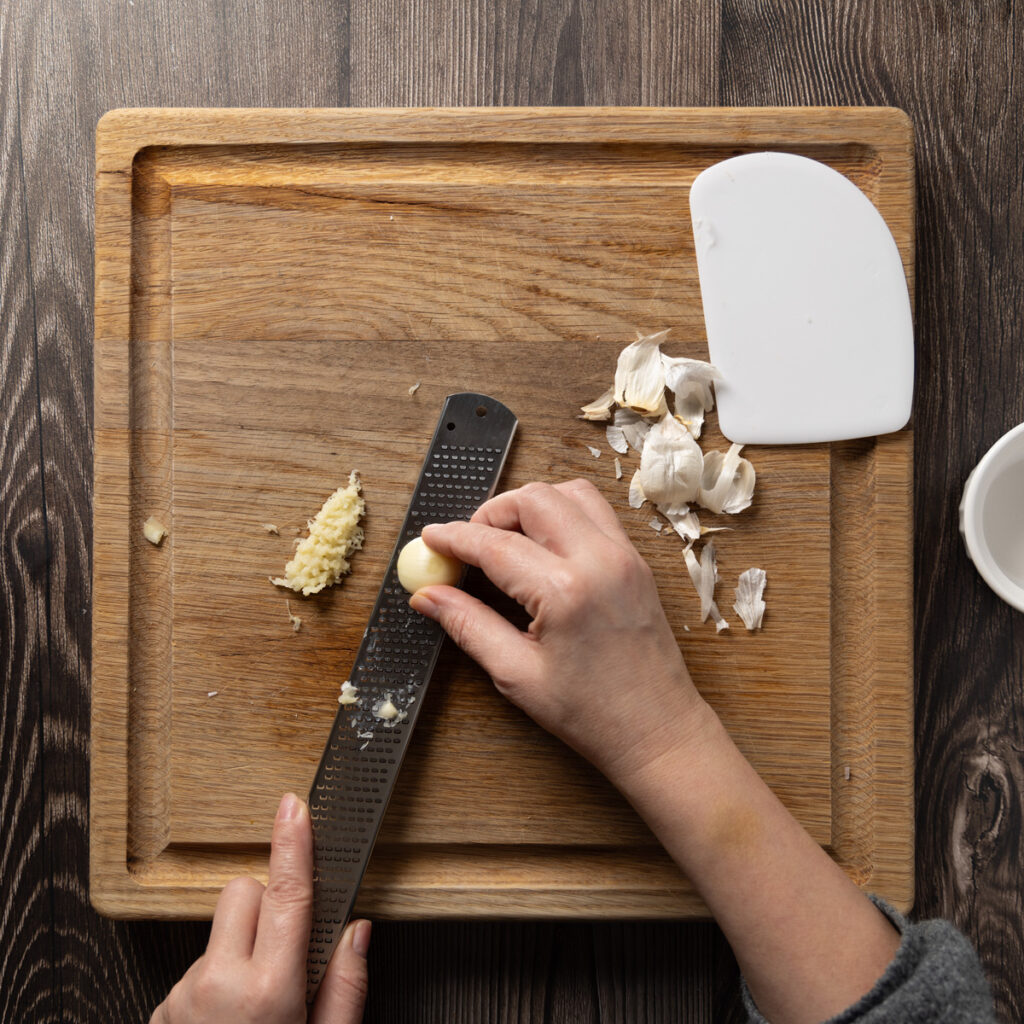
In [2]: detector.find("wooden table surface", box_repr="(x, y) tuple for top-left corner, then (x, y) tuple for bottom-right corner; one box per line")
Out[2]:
(2, 3), (1022, 1022)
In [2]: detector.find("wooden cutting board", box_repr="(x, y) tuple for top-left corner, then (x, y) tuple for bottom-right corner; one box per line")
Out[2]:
(92, 107), (914, 919)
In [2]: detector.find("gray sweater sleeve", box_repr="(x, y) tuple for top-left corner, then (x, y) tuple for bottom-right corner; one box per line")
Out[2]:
(742, 897), (997, 1023)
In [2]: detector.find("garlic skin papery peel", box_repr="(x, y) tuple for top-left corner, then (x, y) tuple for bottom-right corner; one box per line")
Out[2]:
(699, 443), (756, 515)
(606, 407), (651, 455)
(734, 568), (767, 630)
(684, 542), (730, 632)
(628, 470), (646, 509)
(579, 330), (763, 634)
(579, 386), (616, 421)
(639, 413), (703, 515)
(662, 355), (721, 440)
(613, 330), (670, 417)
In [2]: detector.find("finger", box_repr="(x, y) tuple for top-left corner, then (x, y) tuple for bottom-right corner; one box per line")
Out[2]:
(410, 584), (541, 686)
(149, 999), (172, 1024)
(310, 919), (371, 1024)
(207, 876), (264, 960)
(420, 520), (558, 611)
(550, 479), (632, 544)
(253, 793), (313, 981)
(469, 482), (607, 556)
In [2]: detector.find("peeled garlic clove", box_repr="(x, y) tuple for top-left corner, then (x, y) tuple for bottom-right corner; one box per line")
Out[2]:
(662, 355), (720, 439)
(613, 330), (669, 417)
(733, 568), (767, 630)
(397, 536), (463, 593)
(579, 386), (616, 421)
(698, 443), (756, 514)
(639, 413), (703, 514)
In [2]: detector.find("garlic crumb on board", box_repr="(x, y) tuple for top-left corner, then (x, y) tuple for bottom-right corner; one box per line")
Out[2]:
(262, 523), (280, 535)
(143, 516), (168, 545)
(586, 445), (602, 459)
(408, 381), (421, 396)
(285, 600), (302, 633)
(272, 472), (365, 595)
(614, 457), (623, 480)
(844, 765), (851, 781)
(207, 690), (218, 698)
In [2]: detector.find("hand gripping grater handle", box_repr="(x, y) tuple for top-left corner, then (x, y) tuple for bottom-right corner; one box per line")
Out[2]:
(305, 393), (518, 1003)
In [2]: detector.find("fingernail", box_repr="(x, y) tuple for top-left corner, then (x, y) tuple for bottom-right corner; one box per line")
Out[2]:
(409, 590), (440, 619)
(352, 919), (372, 957)
(278, 792), (302, 821)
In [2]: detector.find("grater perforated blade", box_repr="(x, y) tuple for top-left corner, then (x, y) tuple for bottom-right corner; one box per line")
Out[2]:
(305, 392), (518, 1003)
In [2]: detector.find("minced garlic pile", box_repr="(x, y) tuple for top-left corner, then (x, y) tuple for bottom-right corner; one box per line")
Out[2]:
(581, 331), (766, 631)
(271, 472), (365, 596)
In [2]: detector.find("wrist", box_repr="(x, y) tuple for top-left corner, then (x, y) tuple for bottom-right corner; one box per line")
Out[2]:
(597, 685), (726, 797)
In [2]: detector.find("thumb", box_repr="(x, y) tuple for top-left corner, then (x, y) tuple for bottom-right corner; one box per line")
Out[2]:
(409, 584), (536, 684)
(310, 919), (371, 1024)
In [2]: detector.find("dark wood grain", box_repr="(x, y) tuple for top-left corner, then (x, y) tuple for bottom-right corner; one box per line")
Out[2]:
(2, 0), (1021, 1021)
(722, 3), (1024, 1020)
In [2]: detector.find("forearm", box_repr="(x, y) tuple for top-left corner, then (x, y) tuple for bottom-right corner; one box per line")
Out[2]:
(610, 697), (900, 1024)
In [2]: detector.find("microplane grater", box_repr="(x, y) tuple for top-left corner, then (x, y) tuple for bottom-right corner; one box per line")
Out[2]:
(305, 392), (518, 1003)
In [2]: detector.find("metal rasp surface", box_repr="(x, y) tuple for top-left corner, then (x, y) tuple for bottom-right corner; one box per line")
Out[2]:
(305, 392), (518, 1003)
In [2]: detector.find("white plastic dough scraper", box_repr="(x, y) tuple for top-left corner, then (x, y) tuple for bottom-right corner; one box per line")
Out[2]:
(689, 152), (914, 445)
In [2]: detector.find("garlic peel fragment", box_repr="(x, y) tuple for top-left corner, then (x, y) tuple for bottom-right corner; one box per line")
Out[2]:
(613, 331), (670, 417)
(606, 407), (652, 455)
(683, 542), (729, 631)
(733, 568), (767, 630)
(628, 470), (646, 509)
(639, 414), (703, 515)
(579, 386), (616, 421)
(662, 355), (720, 439)
(663, 507), (701, 542)
(698, 443), (756, 514)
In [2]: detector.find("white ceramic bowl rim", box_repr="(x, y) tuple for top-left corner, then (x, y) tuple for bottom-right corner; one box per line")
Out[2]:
(960, 420), (1024, 613)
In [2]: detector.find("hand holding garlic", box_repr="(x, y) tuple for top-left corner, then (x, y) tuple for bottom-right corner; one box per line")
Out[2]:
(409, 479), (710, 782)
(410, 482), (917, 1024)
